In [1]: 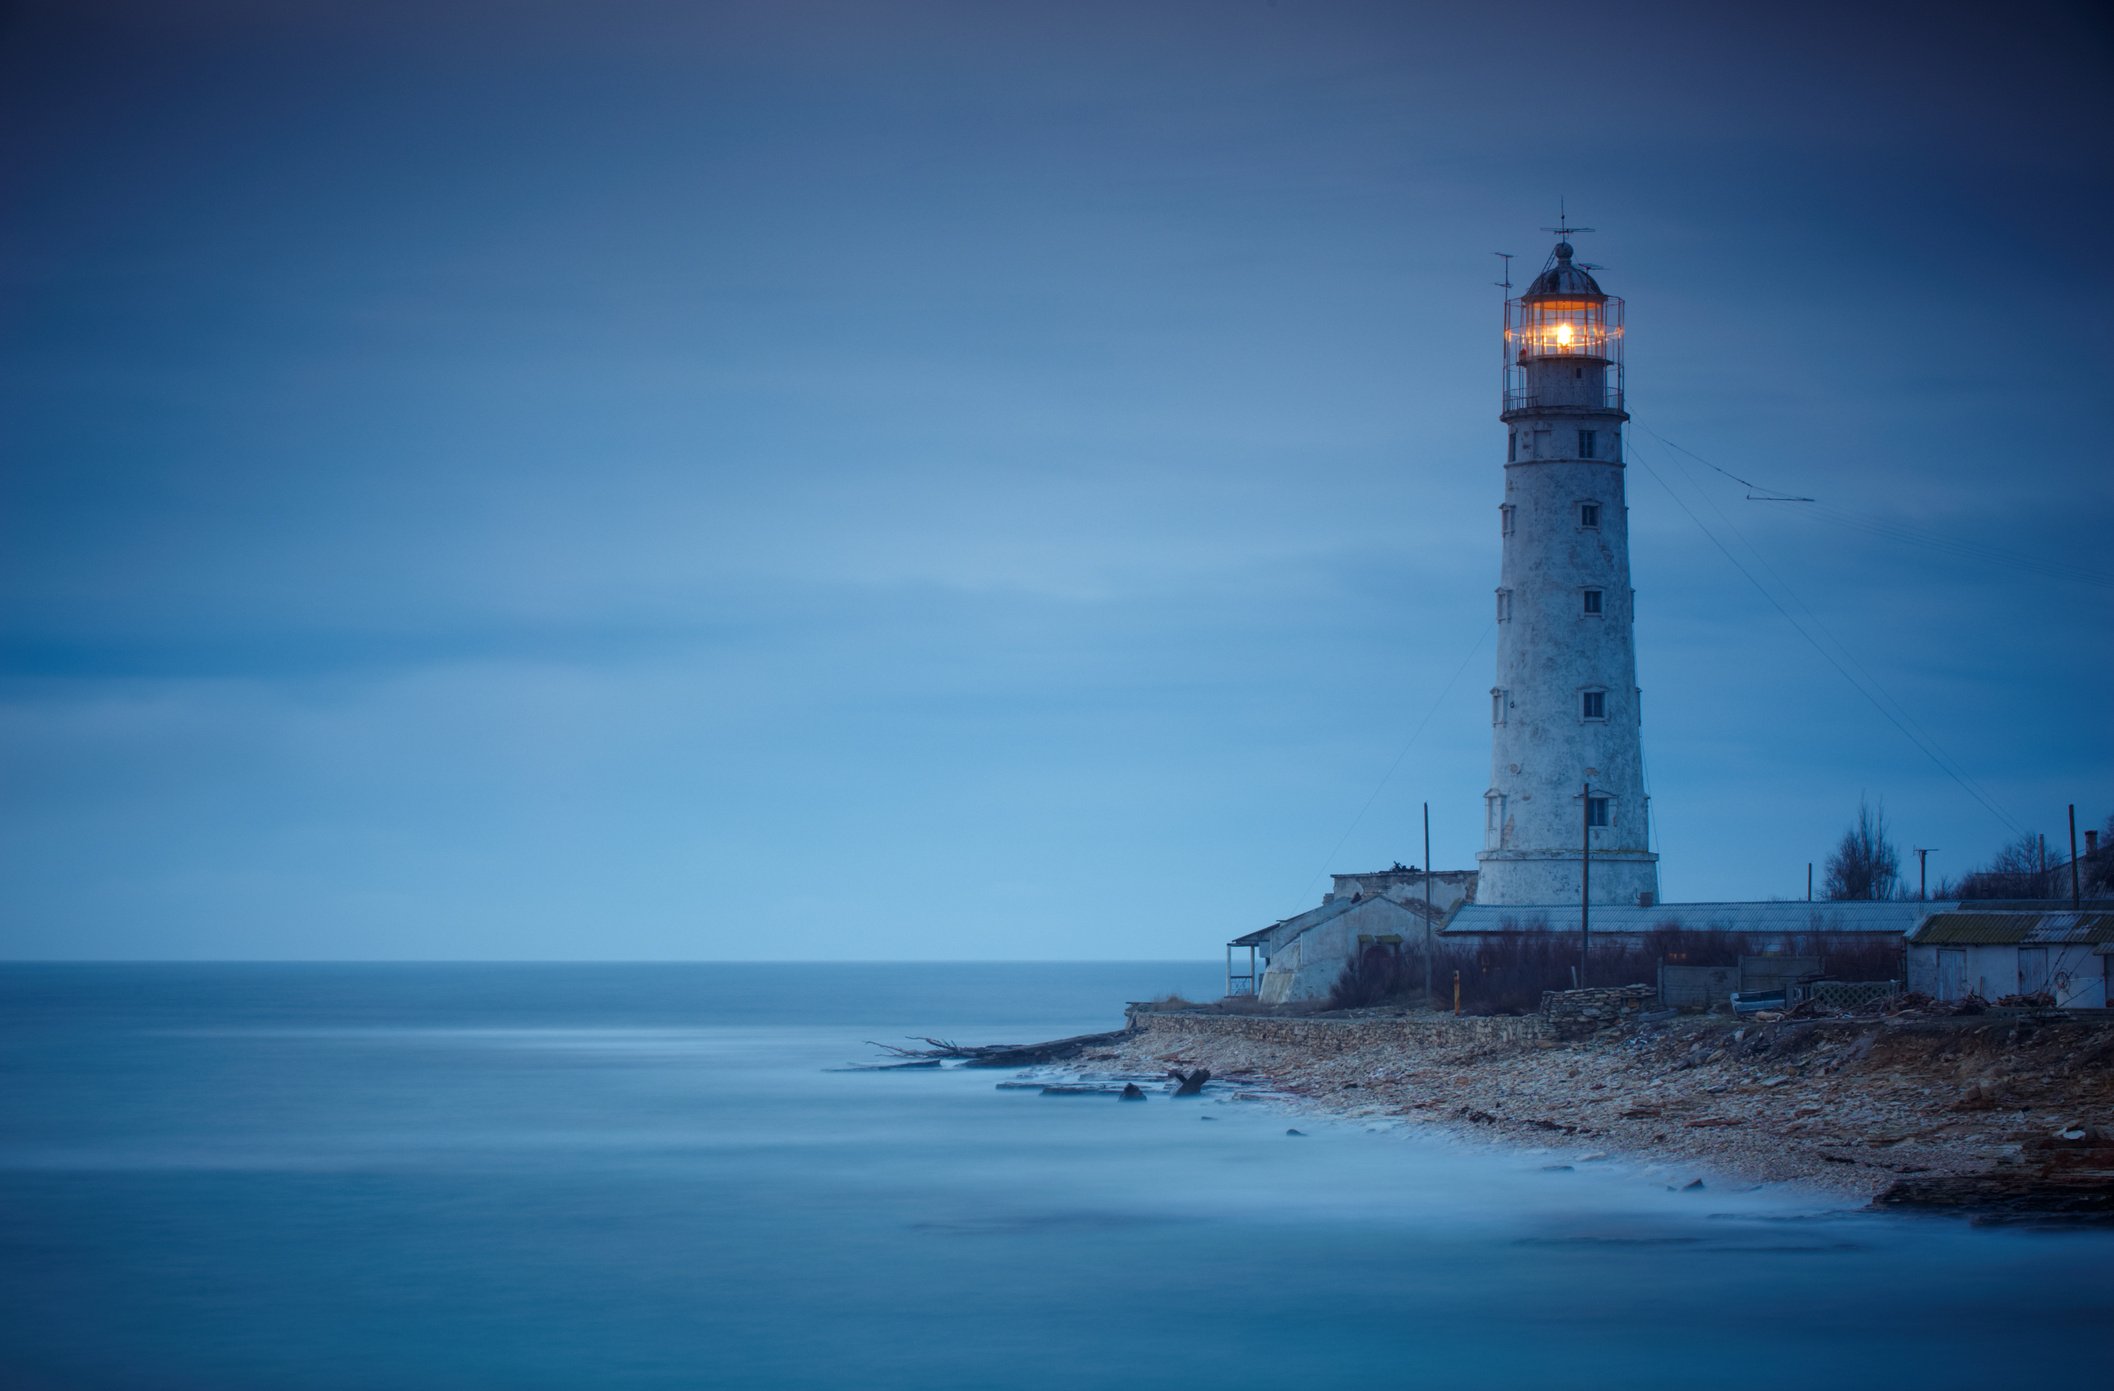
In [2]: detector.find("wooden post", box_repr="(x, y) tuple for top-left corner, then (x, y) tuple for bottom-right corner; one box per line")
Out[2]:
(1580, 781), (1592, 989)
(1423, 802), (1434, 1007)
(1453, 969), (1461, 1017)
(2070, 805), (2081, 909)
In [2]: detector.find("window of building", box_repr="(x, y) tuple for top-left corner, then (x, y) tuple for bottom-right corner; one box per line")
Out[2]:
(1579, 429), (1597, 458)
(1491, 688), (1506, 725)
(1496, 588), (1512, 622)
(1581, 688), (1606, 721)
(1582, 588), (1604, 616)
(1507, 431), (1516, 462)
(1578, 501), (1600, 529)
(1500, 504), (1515, 537)
(1587, 796), (1611, 828)
(1485, 792), (1506, 834)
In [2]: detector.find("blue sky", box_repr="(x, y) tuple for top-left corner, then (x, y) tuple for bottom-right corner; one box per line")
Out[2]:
(4, 1), (2110, 959)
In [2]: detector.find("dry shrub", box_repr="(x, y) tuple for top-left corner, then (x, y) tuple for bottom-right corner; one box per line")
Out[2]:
(1327, 944), (1417, 1010)
(1427, 930), (1906, 1016)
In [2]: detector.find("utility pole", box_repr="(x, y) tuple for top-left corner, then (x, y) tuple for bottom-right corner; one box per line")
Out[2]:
(1913, 847), (1937, 902)
(1580, 781), (1592, 989)
(1806, 863), (1813, 902)
(2070, 805), (2081, 909)
(1423, 802), (1434, 1006)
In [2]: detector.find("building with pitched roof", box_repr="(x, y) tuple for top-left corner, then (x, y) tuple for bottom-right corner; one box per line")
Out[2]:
(1906, 904), (2114, 1007)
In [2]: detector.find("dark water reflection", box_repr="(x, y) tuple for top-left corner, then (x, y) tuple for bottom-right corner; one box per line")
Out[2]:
(2, 964), (2106, 1389)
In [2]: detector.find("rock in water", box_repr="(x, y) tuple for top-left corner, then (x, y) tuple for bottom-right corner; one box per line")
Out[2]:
(1285, 1128), (1306, 1137)
(1119, 1083), (1146, 1101)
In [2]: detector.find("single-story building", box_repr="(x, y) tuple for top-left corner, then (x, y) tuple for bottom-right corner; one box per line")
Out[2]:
(1228, 868), (1476, 1002)
(1905, 905), (2114, 1007)
(1439, 899), (1946, 950)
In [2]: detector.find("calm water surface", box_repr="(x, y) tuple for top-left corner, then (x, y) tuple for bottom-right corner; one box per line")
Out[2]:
(2, 963), (2107, 1389)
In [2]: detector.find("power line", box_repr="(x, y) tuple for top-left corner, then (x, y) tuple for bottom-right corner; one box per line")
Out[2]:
(1625, 433), (2024, 839)
(1637, 434), (2022, 835)
(1634, 422), (2114, 591)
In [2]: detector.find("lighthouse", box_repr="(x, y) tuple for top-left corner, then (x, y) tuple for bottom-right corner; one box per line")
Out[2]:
(1476, 231), (1660, 908)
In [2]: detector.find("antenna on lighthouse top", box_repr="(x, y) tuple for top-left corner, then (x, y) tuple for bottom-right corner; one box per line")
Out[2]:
(1493, 251), (1514, 293)
(1542, 198), (1594, 243)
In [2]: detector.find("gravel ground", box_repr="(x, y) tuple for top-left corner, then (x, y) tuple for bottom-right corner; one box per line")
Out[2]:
(1087, 1009), (2114, 1204)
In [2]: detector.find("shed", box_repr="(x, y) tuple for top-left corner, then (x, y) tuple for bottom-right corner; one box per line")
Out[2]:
(1906, 905), (2114, 1007)
(1440, 899), (1944, 947)
(1236, 895), (1444, 1004)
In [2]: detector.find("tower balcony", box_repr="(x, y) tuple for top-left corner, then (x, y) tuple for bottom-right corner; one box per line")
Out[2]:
(1501, 291), (1625, 415)
(1502, 374), (1625, 417)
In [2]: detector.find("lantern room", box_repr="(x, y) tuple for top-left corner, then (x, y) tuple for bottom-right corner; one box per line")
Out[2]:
(1502, 240), (1625, 416)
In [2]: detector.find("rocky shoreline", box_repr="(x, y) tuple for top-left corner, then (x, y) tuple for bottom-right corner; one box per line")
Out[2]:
(1074, 1004), (2114, 1221)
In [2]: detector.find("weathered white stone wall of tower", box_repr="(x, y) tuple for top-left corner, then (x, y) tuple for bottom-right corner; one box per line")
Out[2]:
(1478, 356), (1659, 907)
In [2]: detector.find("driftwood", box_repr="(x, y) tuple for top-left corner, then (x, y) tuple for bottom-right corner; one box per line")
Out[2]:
(1168, 1067), (1211, 1097)
(867, 1029), (1131, 1069)
(827, 1058), (944, 1072)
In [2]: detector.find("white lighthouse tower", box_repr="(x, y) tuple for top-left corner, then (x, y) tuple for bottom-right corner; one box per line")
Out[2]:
(1476, 229), (1659, 907)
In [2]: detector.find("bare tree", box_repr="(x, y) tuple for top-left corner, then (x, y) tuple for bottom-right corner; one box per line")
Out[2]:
(1957, 830), (2053, 900)
(1824, 797), (1901, 901)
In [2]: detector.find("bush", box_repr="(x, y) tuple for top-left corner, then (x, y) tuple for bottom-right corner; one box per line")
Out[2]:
(1424, 931), (1906, 1016)
(1327, 943), (1418, 1010)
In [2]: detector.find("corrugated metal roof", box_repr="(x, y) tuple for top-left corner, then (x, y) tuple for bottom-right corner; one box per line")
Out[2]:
(1911, 914), (2039, 945)
(2025, 912), (2114, 945)
(1909, 911), (2114, 946)
(1227, 896), (1359, 947)
(1444, 900), (1945, 938)
(1228, 894), (1433, 949)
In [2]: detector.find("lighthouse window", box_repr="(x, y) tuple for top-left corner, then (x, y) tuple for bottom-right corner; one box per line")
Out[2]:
(1579, 430), (1597, 458)
(1579, 501), (1600, 529)
(1587, 796), (1611, 829)
(1496, 589), (1512, 622)
(1491, 688), (1506, 725)
(1508, 431), (1516, 462)
(1582, 588), (1604, 616)
(1500, 504), (1515, 537)
(1581, 689), (1607, 721)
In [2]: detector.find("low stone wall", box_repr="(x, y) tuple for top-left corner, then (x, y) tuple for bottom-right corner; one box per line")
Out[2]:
(1539, 983), (1657, 1039)
(1125, 1007), (1546, 1054)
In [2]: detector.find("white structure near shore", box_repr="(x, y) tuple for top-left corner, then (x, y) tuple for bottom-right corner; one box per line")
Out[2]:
(1479, 233), (1657, 907)
(1234, 869), (1474, 1003)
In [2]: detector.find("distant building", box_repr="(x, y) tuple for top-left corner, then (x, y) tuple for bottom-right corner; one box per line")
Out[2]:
(1229, 870), (1474, 1002)
(1440, 899), (1943, 949)
(1906, 905), (2114, 1007)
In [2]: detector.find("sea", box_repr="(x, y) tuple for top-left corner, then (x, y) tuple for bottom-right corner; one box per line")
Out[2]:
(2, 962), (2107, 1390)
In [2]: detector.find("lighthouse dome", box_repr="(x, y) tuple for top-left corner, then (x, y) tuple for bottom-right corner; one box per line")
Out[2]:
(1524, 242), (1603, 299)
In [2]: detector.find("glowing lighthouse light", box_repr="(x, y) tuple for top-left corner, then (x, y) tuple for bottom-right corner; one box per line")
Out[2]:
(1554, 321), (1575, 347)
